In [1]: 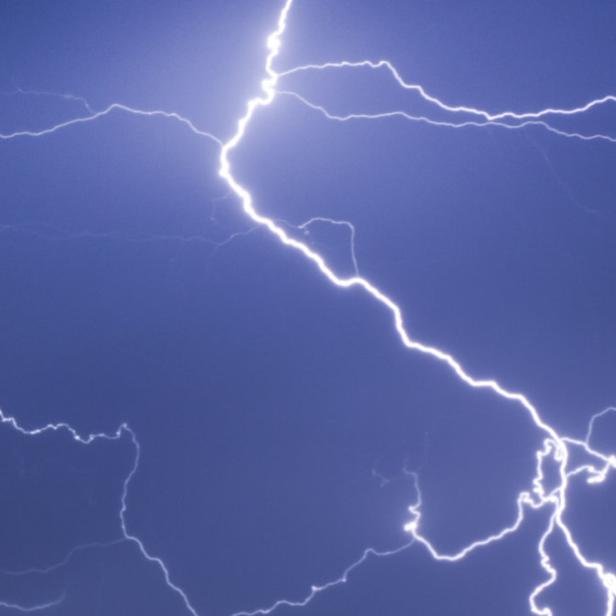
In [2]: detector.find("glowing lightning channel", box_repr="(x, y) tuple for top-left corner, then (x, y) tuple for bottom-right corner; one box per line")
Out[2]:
(217, 2), (616, 615)
(0, 540), (125, 578)
(230, 542), (414, 616)
(296, 216), (359, 275)
(277, 89), (616, 145)
(1, 1), (615, 614)
(279, 59), (616, 122)
(0, 102), (221, 146)
(0, 409), (200, 616)
(585, 407), (616, 449)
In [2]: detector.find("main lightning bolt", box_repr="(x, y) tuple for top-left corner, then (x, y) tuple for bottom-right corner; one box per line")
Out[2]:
(219, 2), (616, 614)
(1, 1), (616, 614)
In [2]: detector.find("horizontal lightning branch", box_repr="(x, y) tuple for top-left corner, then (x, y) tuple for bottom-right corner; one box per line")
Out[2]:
(0, 595), (65, 613)
(277, 89), (616, 144)
(0, 540), (126, 578)
(279, 59), (616, 122)
(0, 102), (221, 146)
(0, 221), (258, 251)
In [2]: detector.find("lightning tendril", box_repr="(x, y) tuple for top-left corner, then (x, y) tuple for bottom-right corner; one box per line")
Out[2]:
(1, 1), (615, 614)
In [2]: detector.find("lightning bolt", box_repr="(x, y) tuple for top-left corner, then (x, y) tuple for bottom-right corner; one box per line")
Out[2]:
(294, 217), (359, 275)
(0, 102), (221, 145)
(276, 89), (616, 144)
(230, 542), (414, 616)
(0, 595), (65, 613)
(1, 0), (615, 614)
(0, 409), (200, 616)
(278, 58), (616, 121)
(217, 3), (616, 614)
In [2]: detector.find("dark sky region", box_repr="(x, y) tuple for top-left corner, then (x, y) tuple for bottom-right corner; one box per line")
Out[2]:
(0, 1), (615, 615)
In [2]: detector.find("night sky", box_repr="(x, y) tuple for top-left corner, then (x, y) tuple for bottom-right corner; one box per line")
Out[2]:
(1, 2), (615, 615)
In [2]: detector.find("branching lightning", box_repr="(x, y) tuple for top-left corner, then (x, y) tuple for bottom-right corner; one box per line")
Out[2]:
(277, 89), (616, 145)
(230, 542), (414, 616)
(294, 217), (359, 275)
(1, 0), (615, 614)
(0, 102), (221, 145)
(279, 59), (616, 121)
(0, 410), (200, 616)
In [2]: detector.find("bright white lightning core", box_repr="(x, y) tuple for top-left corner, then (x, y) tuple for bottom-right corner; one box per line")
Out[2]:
(1, 1), (616, 614)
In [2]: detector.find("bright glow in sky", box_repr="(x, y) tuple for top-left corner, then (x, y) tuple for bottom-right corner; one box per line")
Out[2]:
(1, 1), (615, 614)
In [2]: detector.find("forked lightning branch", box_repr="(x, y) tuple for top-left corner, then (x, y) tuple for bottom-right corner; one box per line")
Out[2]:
(1, 1), (616, 614)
